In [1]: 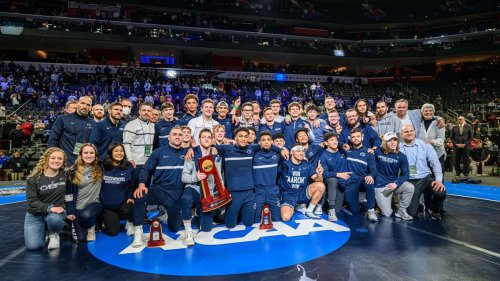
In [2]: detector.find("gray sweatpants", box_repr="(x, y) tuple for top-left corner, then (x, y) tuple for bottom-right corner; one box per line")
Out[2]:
(374, 181), (414, 217)
(325, 178), (345, 212)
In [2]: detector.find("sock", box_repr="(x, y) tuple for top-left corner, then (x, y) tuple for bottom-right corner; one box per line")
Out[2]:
(183, 221), (192, 232)
(134, 225), (142, 232)
(329, 208), (335, 213)
(307, 204), (316, 213)
(368, 208), (375, 212)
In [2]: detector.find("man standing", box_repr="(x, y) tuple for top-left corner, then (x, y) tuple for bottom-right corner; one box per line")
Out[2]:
(259, 107), (285, 138)
(450, 116), (473, 177)
(89, 102), (125, 160)
(153, 102), (180, 149)
(339, 109), (381, 152)
(48, 96), (94, 165)
(319, 96), (345, 124)
(188, 99), (219, 146)
(213, 100), (238, 140)
(374, 101), (401, 137)
(400, 124), (446, 220)
(91, 104), (105, 122)
(180, 94), (199, 125)
(120, 99), (133, 124)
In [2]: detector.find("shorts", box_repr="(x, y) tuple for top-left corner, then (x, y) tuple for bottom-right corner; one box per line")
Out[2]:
(281, 187), (311, 209)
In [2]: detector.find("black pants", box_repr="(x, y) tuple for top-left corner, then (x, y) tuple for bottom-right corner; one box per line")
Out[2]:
(407, 175), (446, 217)
(453, 147), (470, 176)
(102, 201), (134, 236)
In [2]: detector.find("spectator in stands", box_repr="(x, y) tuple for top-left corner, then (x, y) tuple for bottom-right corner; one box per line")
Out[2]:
(33, 119), (46, 143)
(0, 150), (10, 181)
(24, 148), (67, 250)
(7, 150), (28, 181)
(89, 102), (125, 160)
(9, 124), (24, 149)
(20, 119), (33, 146)
(120, 99), (133, 123)
(374, 101), (401, 137)
(450, 116), (473, 177)
(0, 102), (6, 120)
(419, 104), (445, 173)
(48, 96), (94, 165)
(91, 104), (105, 122)
(400, 124), (446, 220)
(66, 143), (103, 242)
(469, 139), (490, 176)
(11, 93), (20, 108)
(64, 100), (78, 114)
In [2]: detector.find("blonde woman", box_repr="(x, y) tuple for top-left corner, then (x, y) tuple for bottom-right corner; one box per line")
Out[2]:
(66, 143), (103, 242)
(24, 148), (67, 250)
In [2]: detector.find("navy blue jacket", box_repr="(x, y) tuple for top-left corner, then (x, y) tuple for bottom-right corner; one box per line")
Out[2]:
(253, 149), (281, 188)
(284, 118), (308, 149)
(213, 114), (235, 139)
(374, 149), (409, 188)
(318, 149), (349, 180)
(100, 165), (135, 209)
(153, 119), (180, 149)
(89, 117), (125, 160)
(259, 121), (285, 138)
(179, 112), (199, 125)
(338, 123), (381, 149)
(48, 112), (95, 165)
(345, 146), (378, 181)
(139, 145), (188, 192)
(304, 144), (324, 166)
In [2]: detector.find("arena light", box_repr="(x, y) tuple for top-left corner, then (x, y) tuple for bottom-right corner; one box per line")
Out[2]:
(0, 25), (23, 35)
(275, 73), (287, 82)
(166, 69), (177, 78)
(333, 50), (345, 57)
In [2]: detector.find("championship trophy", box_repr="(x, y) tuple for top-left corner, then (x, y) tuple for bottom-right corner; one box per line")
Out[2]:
(259, 204), (273, 230)
(147, 219), (165, 247)
(198, 155), (232, 212)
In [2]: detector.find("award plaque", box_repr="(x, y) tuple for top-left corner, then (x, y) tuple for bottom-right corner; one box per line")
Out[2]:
(147, 219), (165, 247)
(259, 204), (273, 230)
(198, 155), (232, 212)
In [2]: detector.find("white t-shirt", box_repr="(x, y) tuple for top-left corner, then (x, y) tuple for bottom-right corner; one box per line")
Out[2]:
(188, 116), (219, 146)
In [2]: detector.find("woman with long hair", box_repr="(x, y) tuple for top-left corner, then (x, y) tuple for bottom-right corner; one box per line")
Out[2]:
(66, 143), (103, 242)
(24, 148), (67, 250)
(100, 143), (135, 236)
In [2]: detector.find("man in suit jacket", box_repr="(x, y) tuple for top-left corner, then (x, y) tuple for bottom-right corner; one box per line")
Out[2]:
(450, 116), (473, 177)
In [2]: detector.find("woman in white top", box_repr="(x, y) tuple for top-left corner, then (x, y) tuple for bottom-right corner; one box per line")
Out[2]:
(419, 103), (445, 172)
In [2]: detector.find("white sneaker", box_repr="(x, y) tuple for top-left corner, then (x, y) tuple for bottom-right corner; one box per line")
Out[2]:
(314, 205), (323, 216)
(367, 210), (378, 222)
(47, 233), (60, 250)
(86, 226), (96, 241)
(305, 210), (321, 219)
(328, 209), (338, 222)
(395, 208), (413, 221)
(296, 204), (307, 215)
(183, 231), (195, 246)
(132, 226), (144, 248)
(125, 221), (134, 236)
(158, 213), (168, 224)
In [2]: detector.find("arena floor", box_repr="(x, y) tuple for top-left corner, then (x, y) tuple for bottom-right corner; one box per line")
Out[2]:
(0, 174), (499, 281)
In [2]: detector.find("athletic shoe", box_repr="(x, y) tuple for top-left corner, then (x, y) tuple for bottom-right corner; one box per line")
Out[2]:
(428, 209), (442, 220)
(132, 226), (144, 248)
(125, 221), (134, 236)
(367, 210), (378, 222)
(296, 204), (307, 215)
(305, 210), (320, 219)
(47, 233), (60, 250)
(86, 226), (96, 241)
(328, 209), (338, 222)
(314, 205), (323, 216)
(395, 208), (413, 221)
(183, 231), (195, 246)
(71, 223), (78, 242)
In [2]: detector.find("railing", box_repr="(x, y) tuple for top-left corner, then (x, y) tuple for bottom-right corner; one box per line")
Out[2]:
(9, 100), (32, 117)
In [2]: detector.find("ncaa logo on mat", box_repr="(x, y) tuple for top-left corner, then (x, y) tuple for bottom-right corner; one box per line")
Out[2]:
(88, 215), (350, 276)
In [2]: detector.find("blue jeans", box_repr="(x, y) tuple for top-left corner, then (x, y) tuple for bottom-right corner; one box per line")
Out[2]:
(24, 212), (65, 250)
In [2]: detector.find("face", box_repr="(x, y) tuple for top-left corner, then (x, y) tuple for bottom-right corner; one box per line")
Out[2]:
(181, 129), (192, 143)
(328, 112), (339, 125)
(326, 136), (339, 150)
(369, 115), (377, 126)
(162, 107), (174, 119)
(139, 105), (153, 122)
(396, 102), (408, 117)
(264, 109), (274, 122)
(77, 97), (92, 116)
(350, 132), (363, 146)
(376, 103), (388, 116)
(151, 110), (160, 123)
(271, 102), (281, 115)
(295, 131), (309, 145)
(66, 103), (77, 114)
(248, 130), (256, 144)
(199, 132), (213, 148)
(274, 138), (285, 148)
(401, 125), (416, 142)
(242, 105), (253, 120)
(121, 100), (132, 116)
(289, 105), (301, 118)
(422, 108), (434, 120)
(356, 101), (367, 114)
(387, 138), (398, 150)
(324, 98), (335, 110)
(214, 127), (225, 141)
(346, 111), (358, 126)
(14, 152), (20, 158)
(457, 117), (465, 125)
(109, 105), (123, 120)
(202, 102), (215, 118)
(185, 98), (198, 113)
(259, 135), (272, 150)
(235, 131), (249, 147)
(112, 145), (125, 162)
(252, 103), (260, 114)
(307, 110), (318, 121)
(217, 105), (228, 117)
(92, 105), (104, 119)
(291, 147), (305, 161)
(81, 146), (96, 165)
(48, 151), (64, 171)
(170, 128), (184, 147)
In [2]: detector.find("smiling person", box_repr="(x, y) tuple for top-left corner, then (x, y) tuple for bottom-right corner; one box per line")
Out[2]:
(66, 143), (103, 242)
(418, 104), (446, 175)
(92, 104), (105, 122)
(24, 148), (67, 250)
(89, 102), (125, 160)
(100, 143), (135, 236)
(188, 99), (219, 146)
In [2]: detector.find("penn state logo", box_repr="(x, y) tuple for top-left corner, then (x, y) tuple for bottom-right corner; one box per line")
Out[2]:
(272, 155), (278, 159)
(247, 150), (252, 154)
(360, 152), (366, 157)
(88, 214), (350, 276)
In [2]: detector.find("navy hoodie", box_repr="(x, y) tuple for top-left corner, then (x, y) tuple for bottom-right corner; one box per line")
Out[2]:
(345, 146), (378, 181)
(253, 149), (281, 188)
(374, 149), (409, 188)
(153, 119), (180, 149)
(100, 165), (135, 209)
(338, 123), (381, 150)
(89, 117), (125, 160)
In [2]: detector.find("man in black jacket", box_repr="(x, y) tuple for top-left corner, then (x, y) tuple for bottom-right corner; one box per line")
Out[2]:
(7, 151), (28, 181)
(450, 116), (473, 177)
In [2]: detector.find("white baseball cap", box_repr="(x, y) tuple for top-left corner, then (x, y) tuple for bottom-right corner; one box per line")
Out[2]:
(383, 132), (398, 141)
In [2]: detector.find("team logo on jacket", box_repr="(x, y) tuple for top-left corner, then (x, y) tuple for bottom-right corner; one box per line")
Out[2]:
(360, 152), (366, 157)
(88, 214), (350, 276)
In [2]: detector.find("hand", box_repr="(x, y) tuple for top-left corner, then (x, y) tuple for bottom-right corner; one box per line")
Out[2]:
(337, 172), (352, 180)
(437, 118), (445, 128)
(313, 119), (321, 128)
(424, 140), (432, 144)
(185, 148), (194, 161)
(232, 114), (239, 125)
(211, 147), (219, 155)
(432, 181), (445, 192)
(196, 172), (207, 181)
(133, 184), (148, 198)
(234, 97), (241, 107)
(66, 215), (76, 221)
(304, 123), (311, 131)
(325, 125), (333, 130)
(363, 117), (370, 124)
(285, 115), (291, 124)
(316, 161), (324, 175)
(364, 175), (374, 184)
(129, 160), (136, 168)
(343, 143), (350, 150)
(368, 148), (375, 154)
(386, 183), (397, 190)
(50, 206), (65, 213)
(336, 125), (342, 133)
(280, 148), (289, 160)
(126, 199), (134, 204)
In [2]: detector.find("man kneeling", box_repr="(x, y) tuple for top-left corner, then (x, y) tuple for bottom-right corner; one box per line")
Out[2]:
(279, 143), (325, 221)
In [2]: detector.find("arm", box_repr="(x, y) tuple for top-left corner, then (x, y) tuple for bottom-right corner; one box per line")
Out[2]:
(450, 128), (457, 146)
(65, 176), (76, 216)
(181, 160), (198, 184)
(88, 122), (100, 145)
(138, 152), (157, 185)
(426, 144), (443, 182)
(395, 154), (410, 187)
(122, 123), (135, 163)
(430, 126), (445, 147)
(47, 116), (63, 148)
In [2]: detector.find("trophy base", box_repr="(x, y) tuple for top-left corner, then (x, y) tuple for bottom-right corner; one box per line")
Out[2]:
(201, 196), (232, 213)
(147, 239), (166, 248)
(259, 223), (273, 230)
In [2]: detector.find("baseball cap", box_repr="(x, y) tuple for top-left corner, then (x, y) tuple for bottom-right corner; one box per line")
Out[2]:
(217, 101), (229, 108)
(383, 132), (398, 141)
